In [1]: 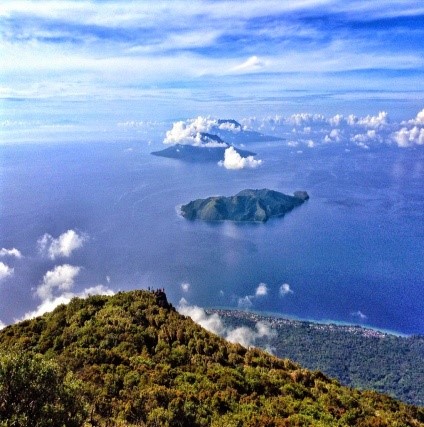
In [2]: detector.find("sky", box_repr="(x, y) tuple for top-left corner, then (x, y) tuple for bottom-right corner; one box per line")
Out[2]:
(1, 1), (424, 141)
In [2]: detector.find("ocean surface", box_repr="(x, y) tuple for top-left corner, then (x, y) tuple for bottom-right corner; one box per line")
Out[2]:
(1, 138), (423, 335)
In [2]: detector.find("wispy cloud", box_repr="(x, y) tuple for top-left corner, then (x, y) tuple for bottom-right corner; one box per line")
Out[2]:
(1, 1), (424, 139)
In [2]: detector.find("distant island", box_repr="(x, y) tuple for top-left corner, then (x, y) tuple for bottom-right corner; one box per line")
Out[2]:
(151, 142), (256, 162)
(181, 189), (309, 222)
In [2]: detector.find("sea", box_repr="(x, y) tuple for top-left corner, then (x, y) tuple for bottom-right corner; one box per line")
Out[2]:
(1, 137), (423, 335)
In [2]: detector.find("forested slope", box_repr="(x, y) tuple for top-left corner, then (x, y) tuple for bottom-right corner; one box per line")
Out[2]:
(209, 309), (424, 406)
(1, 290), (423, 427)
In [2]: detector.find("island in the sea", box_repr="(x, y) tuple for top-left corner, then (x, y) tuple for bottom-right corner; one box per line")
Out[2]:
(151, 143), (256, 162)
(180, 189), (309, 222)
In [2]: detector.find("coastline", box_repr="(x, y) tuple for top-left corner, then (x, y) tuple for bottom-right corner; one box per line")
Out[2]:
(206, 307), (411, 338)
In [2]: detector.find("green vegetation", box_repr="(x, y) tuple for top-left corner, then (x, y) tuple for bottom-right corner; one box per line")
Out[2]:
(209, 310), (424, 406)
(0, 352), (86, 427)
(1, 290), (423, 426)
(181, 189), (309, 222)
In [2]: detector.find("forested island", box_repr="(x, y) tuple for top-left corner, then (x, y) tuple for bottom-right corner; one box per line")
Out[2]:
(181, 189), (309, 222)
(207, 309), (424, 407)
(1, 290), (423, 426)
(151, 143), (256, 162)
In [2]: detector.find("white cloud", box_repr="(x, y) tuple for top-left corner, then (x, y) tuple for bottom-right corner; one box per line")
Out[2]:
(324, 128), (342, 143)
(404, 108), (424, 125)
(177, 298), (275, 349)
(392, 126), (424, 148)
(279, 283), (294, 296)
(20, 264), (113, 320)
(237, 295), (253, 309)
(36, 264), (81, 300)
(181, 282), (190, 292)
(351, 310), (368, 320)
(163, 116), (230, 147)
(357, 111), (389, 129)
(23, 285), (114, 321)
(218, 146), (262, 170)
(0, 320), (6, 330)
(178, 298), (226, 336)
(38, 229), (87, 259)
(0, 262), (14, 281)
(255, 283), (268, 296)
(231, 56), (266, 73)
(0, 248), (23, 258)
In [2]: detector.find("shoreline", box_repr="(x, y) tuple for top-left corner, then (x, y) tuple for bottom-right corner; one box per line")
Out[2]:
(206, 307), (412, 338)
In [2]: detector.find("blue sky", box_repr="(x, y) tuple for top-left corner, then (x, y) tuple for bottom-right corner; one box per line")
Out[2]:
(1, 1), (424, 141)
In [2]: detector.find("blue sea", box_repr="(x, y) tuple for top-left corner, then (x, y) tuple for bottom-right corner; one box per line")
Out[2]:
(1, 138), (423, 335)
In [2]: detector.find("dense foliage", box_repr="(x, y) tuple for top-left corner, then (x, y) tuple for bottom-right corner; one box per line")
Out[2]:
(213, 310), (424, 406)
(0, 290), (423, 426)
(0, 352), (86, 427)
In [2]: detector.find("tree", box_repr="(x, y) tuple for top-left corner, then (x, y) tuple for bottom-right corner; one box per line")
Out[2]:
(0, 351), (86, 427)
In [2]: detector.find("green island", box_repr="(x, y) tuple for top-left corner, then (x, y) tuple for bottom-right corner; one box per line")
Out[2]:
(207, 309), (424, 407)
(1, 290), (423, 427)
(181, 189), (309, 222)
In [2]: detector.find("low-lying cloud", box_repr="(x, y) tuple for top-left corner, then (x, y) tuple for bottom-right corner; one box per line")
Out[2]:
(38, 229), (88, 260)
(218, 146), (262, 170)
(178, 298), (275, 349)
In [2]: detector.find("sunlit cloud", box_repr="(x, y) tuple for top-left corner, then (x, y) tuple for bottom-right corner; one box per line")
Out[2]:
(36, 264), (81, 300)
(38, 229), (87, 260)
(181, 282), (190, 292)
(218, 147), (262, 170)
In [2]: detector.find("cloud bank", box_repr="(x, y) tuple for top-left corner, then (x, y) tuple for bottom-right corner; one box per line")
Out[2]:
(178, 298), (275, 349)
(242, 109), (424, 149)
(38, 229), (88, 259)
